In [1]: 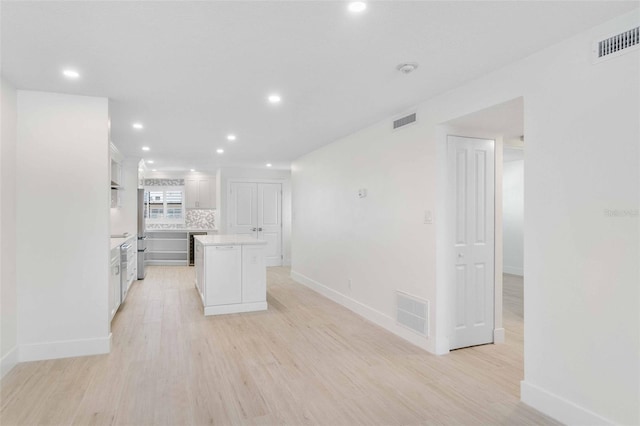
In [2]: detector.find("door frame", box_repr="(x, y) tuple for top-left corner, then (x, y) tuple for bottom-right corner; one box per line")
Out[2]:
(226, 177), (290, 266)
(435, 127), (505, 354)
(447, 135), (497, 350)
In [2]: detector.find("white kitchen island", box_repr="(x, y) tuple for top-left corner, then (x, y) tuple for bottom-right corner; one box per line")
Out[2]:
(194, 235), (267, 316)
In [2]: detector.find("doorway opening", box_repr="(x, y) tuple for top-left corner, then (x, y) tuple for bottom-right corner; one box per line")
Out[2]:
(227, 180), (284, 267)
(438, 96), (525, 353)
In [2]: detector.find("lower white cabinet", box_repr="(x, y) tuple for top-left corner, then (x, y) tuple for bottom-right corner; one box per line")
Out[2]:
(126, 241), (136, 287)
(195, 239), (266, 316)
(205, 245), (241, 306)
(242, 245), (267, 303)
(109, 247), (121, 320)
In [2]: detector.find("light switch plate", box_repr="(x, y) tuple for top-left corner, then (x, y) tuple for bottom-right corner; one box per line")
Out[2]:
(424, 210), (433, 224)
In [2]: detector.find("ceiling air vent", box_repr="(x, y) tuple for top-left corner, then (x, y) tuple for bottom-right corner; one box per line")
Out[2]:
(393, 112), (417, 130)
(593, 26), (639, 63)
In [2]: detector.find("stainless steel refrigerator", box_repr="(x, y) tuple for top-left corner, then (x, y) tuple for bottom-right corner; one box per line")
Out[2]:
(137, 188), (147, 279)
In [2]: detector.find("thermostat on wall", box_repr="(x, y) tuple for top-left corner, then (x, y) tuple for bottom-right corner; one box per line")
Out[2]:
(358, 188), (367, 198)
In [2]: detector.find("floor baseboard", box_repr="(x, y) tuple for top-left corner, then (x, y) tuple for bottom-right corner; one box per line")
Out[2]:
(521, 380), (613, 425)
(0, 346), (19, 379)
(19, 334), (111, 363)
(291, 269), (433, 353)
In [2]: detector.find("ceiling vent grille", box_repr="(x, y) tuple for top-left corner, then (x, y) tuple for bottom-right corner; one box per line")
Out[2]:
(593, 26), (639, 63)
(393, 113), (417, 130)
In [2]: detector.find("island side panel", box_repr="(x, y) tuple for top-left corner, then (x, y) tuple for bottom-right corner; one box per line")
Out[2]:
(242, 244), (267, 304)
(204, 245), (242, 306)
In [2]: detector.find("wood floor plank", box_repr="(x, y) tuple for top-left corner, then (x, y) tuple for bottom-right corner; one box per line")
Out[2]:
(0, 267), (559, 425)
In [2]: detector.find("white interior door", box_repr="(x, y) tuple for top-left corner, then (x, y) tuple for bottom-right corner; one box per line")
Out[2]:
(228, 181), (283, 266)
(228, 182), (258, 236)
(448, 135), (495, 350)
(257, 183), (282, 266)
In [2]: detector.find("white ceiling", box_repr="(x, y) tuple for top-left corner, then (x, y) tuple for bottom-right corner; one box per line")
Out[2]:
(2, 1), (637, 173)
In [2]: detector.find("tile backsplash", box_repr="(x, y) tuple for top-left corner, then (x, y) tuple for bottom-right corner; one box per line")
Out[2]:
(186, 209), (216, 229)
(146, 209), (216, 230)
(143, 178), (184, 186)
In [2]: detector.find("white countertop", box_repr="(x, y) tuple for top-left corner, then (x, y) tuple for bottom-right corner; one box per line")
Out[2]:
(145, 228), (217, 233)
(194, 234), (267, 246)
(110, 234), (136, 250)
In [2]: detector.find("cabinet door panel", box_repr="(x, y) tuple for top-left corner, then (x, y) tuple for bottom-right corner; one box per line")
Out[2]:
(185, 178), (198, 208)
(204, 245), (241, 306)
(195, 241), (204, 298)
(242, 245), (266, 303)
(197, 179), (212, 208)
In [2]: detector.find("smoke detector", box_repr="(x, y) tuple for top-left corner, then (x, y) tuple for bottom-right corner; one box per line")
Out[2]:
(396, 62), (419, 74)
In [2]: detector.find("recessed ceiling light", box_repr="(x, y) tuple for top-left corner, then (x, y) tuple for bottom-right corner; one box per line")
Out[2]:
(190, 169), (196, 172)
(142, 146), (150, 151)
(62, 69), (80, 79)
(268, 94), (282, 104)
(348, 2), (367, 13)
(266, 163), (272, 167)
(132, 123), (144, 130)
(151, 169), (157, 172)
(216, 148), (224, 154)
(147, 160), (154, 164)
(227, 134), (237, 141)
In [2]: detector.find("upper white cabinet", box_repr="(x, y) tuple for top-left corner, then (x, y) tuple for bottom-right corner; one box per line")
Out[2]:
(110, 142), (123, 186)
(110, 159), (121, 187)
(185, 176), (216, 208)
(110, 143), (123, 208)
(138, 159), (146, 189)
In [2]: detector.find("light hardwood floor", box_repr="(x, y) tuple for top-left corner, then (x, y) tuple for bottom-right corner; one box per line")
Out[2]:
(1, 268), (558, 425)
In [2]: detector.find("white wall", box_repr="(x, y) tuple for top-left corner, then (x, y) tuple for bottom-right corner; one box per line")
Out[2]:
(217, 167), (292, 265)
(502, 158), (524, 276)
(17, 91), (111, 361)
(292, 10), (639, 425)
(110, 158), (140, 236)
(0, 77), (18, 378)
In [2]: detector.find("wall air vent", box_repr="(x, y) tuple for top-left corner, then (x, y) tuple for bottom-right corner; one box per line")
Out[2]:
(393, 113), (417, 130)
(593, 26), (639, 63)
(396, 291), (428, 337)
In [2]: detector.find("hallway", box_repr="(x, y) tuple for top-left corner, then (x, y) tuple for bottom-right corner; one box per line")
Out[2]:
(1, 267), (555, 425)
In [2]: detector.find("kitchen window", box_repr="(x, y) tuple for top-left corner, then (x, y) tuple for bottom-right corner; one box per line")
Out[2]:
(144, 186), (185, 224)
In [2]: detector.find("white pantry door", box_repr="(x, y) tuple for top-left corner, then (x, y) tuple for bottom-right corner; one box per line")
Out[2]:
(257, 183), (283, 267)
(448, 135), (495, 350)
(228, 182), (283, 266)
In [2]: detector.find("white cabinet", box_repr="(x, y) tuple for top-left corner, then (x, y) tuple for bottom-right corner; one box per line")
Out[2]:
(185, 177), (215, 208)
(204, 245), (241, 306)
(242, 244), (267, 303)
(138, 159), (146, 189)
(195, 240), (204, 297)
(110, 159), (122, 186)
(110, 143), (123, 208)
(126, 239), (136, 287)
(109, 247), (121, 321)
(195, 240), (266, 316)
